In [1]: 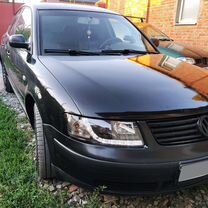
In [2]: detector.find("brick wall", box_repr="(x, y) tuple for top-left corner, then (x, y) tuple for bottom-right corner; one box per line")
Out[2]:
(147, 0), (208, 51)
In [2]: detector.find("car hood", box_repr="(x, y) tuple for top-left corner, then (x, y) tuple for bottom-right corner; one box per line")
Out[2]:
(39, 55), (208, 118)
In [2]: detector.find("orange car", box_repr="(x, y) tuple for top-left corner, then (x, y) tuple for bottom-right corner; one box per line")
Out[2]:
(129, 18), (208, 68)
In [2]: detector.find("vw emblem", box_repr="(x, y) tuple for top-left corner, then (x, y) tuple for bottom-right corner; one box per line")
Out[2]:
(197, 116), (208, 137)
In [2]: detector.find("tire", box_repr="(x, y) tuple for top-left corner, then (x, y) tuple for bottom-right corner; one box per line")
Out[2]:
(1, 63), (13, 93)
(34, 104), (54, 179)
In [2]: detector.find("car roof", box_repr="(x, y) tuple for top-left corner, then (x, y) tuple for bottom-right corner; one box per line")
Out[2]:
(25, 2), (118, 15)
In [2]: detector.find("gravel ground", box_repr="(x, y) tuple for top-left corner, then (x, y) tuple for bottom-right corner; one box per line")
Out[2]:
(1, 67), (208, 207)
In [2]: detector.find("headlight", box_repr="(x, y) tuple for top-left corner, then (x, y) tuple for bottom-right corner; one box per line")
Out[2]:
(66, 114), (144, 146)
(177, 57), (196, 65)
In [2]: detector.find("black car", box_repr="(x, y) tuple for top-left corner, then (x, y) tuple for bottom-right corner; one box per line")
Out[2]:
(1, 3), (208, 195)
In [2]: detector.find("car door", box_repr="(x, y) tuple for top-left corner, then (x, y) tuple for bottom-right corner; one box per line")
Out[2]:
(5, 7), (32, 101)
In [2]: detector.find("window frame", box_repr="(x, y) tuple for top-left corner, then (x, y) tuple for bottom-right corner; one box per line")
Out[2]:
(176, 0), (201, 25)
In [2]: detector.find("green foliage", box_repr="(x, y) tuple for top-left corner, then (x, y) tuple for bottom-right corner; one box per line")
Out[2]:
(16, 26), (31, 41)
(0, 102), (68, 208)
(0, 101), (110, 208)
(84, 187), (107, 208)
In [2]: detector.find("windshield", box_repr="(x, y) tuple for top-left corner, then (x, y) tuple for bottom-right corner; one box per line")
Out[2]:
(39, 10), (157, 55)
(139, 24), (171, 40)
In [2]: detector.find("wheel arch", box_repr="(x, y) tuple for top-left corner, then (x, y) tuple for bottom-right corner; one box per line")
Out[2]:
(25, 93), (36, 129)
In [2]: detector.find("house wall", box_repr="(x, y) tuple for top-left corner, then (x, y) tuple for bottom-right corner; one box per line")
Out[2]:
(147, 0), (208, 51)
(0, 2), (22, 40)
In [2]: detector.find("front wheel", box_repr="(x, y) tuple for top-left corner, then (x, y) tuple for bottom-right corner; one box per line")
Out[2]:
(34, 104), (54, 179)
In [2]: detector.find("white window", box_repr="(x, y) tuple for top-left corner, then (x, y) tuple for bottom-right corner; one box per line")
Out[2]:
(176, 0), (201, 25)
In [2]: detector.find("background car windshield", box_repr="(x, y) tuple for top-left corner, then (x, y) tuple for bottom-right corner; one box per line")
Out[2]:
(39, 10), (156, 53)
(141, 25), (170, 40)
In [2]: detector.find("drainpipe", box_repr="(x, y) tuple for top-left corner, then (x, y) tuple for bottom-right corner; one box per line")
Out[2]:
(146, 0), (151, 23)
(106, 0), (109, 8)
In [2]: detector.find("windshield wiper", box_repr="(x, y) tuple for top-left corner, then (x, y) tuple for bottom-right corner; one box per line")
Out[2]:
(158, 38), (173, 41)
(101, 49), (158, 55)
(44, 49), (158, 56)
(44, 49), (100, 56)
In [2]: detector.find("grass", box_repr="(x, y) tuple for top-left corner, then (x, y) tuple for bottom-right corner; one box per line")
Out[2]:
(0, 101), (69, 208)
(0, 101), (104, 208)
(85, 188), (106, 208)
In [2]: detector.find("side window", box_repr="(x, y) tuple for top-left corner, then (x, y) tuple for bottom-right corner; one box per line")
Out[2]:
(8, 11), (21, 36)
(15, 7), (32, 42)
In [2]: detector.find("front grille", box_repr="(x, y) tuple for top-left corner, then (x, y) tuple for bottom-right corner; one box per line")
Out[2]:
(148, 114), (208, 145)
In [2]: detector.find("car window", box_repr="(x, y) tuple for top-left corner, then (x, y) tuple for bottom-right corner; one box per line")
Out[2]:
(109, 18), (132, 40)
(8, 10), (22, 36)
(39, 10), (156, 54)
(141, 25), (170, 40)
(14, 7), (32, 42)
(109, 18), (146, 51)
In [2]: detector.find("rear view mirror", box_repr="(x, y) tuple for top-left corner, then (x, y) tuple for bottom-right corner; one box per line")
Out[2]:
(150, 38), (160, 47)
(9, 34), (29, 50)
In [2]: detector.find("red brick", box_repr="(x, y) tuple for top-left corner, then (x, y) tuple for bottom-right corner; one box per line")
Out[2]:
(148, 0), (208, 51)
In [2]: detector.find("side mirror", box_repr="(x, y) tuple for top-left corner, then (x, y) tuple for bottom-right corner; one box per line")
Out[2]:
(150, 38), (160, 47)
(9, 34), (29, 50)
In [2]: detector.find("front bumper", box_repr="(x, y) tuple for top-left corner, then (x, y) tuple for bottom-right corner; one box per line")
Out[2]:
(44, 124), (208, 194)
